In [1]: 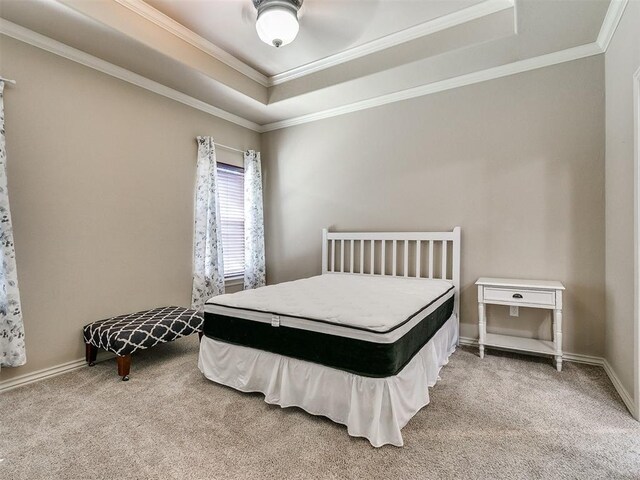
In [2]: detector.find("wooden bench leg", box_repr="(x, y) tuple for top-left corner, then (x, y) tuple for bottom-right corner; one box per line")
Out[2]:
(85, 343), (97, 366)
(117, 354), (131, 381)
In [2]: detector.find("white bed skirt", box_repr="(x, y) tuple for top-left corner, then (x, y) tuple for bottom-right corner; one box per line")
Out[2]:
(198, 314), (458, 448)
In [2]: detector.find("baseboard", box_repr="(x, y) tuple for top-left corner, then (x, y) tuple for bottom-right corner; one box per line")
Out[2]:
(460, 336), (602, 364)
(0, 351), (114, 393)
(4, 338), (636, 419)
(562, 351), (605, 365)
(603, 359), (636, 418)
(459, 336), (636, 417)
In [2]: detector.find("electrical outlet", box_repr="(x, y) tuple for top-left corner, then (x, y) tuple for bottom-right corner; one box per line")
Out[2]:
(510, 306), (519, 317)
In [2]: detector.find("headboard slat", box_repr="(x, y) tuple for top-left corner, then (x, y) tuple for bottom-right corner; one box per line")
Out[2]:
(428, 241), (434, 279)
(331, 239), (335, 272)
(392, 240), (397, 276)
(370, 240), (375, 275)
(349, 240), (354, 273)
(441, 241), (448, 280)
(381, 241), (386, 276)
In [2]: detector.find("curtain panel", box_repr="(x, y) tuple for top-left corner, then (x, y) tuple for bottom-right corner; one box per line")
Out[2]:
(0, 80), (26, 368)
(243, 150), (266, 290)
(191, 137), (225, 310)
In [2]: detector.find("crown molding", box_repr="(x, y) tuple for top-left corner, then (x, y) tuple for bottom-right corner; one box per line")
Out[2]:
(596, 0), (629, 52)
(78, 0), (621, 92)
(113, 0), (270, 87)
(261, 42), (603, 132)
(83, 0), (622, 90)
(2, 17), (604, 135)
(0, 19), (262, 132)
(113, 0), (514, 88)
(1, 15), (613, 135)
(269, 0), (515, 86)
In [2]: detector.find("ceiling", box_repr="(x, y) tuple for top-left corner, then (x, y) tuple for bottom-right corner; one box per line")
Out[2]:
(144, 0), (485, 76)
(0, 0), (618, 130)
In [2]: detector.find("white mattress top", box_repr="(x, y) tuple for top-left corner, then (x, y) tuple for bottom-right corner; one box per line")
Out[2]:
(206, 273), (453, 333)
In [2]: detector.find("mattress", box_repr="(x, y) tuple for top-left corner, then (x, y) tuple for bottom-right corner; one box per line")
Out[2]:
(203, 273), (455, 377)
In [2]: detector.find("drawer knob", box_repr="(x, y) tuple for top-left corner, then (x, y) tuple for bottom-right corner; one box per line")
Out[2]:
(512, 293), (523, 299)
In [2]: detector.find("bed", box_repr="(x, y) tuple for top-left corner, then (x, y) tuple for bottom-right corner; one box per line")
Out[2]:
(199, 227), (461, 447)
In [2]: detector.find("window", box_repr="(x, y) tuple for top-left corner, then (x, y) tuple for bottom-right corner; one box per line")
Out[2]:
(217, 163), (244, 278)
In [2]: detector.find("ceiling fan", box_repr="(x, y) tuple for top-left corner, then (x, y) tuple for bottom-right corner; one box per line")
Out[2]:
(246, 0), (377, 51)
(252, 0), (303, 48)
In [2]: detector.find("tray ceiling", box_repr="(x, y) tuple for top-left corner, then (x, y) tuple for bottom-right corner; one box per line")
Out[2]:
(0, 0), (619, 130)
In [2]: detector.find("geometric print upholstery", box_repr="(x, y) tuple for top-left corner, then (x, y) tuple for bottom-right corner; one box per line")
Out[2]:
(83, 306), (203, 356)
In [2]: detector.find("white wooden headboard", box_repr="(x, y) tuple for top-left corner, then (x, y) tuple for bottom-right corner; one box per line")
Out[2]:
(321, 227), (461, 321)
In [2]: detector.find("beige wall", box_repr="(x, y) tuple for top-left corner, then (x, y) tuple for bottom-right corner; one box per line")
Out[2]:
(262, 56), (605, 357)
(604, 1), (640, 402)
(0, 36), (259, 381)
(0, 27), (612, 383)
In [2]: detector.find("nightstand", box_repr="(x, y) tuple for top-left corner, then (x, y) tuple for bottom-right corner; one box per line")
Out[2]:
(476, 277), (565, 371)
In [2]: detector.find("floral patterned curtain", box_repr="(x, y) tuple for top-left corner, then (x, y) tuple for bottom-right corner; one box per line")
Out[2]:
(191, 137), (225, 310)
(0, 80), (26, 368)
(243, 150), (266, 289)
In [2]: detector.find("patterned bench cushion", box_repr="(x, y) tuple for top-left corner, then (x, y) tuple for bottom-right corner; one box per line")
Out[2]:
(83, 306), (203, 356)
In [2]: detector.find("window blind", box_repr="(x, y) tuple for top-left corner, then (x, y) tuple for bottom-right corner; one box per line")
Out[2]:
(217, 163), (245, 278)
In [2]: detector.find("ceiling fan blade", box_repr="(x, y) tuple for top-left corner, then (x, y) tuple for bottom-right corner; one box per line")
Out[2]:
(297, 0), (380, 49)
(240, 2), (256, 25)
(299, 18), (370, 51)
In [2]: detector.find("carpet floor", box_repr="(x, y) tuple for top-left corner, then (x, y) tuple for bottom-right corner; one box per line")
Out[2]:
(1, 336), (639, 479)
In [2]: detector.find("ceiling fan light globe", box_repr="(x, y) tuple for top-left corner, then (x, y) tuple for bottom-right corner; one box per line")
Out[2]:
(256, 6), (299, 47)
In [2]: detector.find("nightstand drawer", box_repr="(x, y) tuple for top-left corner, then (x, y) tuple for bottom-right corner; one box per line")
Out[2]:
(483, 287), (555, 306)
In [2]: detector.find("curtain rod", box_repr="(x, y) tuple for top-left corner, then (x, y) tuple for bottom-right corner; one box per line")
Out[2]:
(0, 76), (16, 85)
(215, 142), (248, 154)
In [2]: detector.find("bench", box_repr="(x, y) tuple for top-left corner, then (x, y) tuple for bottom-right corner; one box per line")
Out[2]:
(83, 306), (203, 381)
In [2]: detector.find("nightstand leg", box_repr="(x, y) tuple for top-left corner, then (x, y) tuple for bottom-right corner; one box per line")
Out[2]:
(553, 308), (563, 372)
(478, 302), (486, 359)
